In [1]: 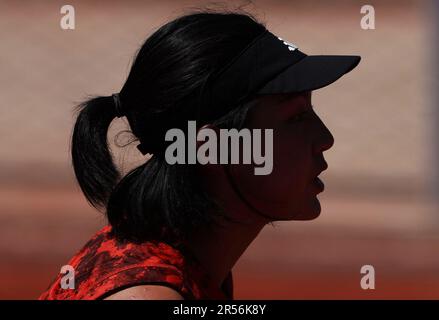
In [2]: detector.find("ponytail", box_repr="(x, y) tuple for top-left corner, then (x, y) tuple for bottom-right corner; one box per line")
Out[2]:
(70, 94), (221, 245)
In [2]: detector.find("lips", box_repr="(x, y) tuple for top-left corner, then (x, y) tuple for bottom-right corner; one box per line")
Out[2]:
(312, 161), (328, 193)
(312, 177), (325, 192)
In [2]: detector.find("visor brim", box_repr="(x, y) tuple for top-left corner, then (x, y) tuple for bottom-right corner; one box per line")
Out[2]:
(257, 55), (361, 94)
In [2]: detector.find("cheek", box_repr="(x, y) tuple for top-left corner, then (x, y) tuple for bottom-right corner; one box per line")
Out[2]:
(230, 128), (312, 205)
(273, 132), (311, 196)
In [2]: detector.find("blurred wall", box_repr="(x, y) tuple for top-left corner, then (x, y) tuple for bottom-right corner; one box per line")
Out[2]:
(0, 0), (438, 299)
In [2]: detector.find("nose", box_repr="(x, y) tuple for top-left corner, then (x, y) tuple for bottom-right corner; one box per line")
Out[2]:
(313, 115), (335, 155)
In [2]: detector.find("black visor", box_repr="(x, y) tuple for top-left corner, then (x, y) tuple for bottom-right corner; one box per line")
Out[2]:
(200, 30), (361, 121)
(137, 30), (361, 155)
(258, 55), (361, 94)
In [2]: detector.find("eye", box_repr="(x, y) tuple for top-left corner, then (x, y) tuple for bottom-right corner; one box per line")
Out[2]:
(288, 109), (312, 123)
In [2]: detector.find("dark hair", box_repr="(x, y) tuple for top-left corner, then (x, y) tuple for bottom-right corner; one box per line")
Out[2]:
(71, 11), (266, 245)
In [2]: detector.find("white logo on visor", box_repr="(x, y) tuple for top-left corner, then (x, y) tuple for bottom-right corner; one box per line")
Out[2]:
(277, 36), (298, 51)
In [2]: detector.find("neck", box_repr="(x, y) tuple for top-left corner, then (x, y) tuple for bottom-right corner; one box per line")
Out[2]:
(184, 208), (268, 288)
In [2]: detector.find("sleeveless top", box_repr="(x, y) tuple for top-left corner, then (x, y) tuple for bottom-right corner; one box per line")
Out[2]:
(38, 225), (233, 300)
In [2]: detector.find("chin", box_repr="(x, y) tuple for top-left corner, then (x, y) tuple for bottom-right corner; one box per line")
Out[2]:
(277, 209), (321, 221)
(260, 196), (322, 221)
(291, 197), (322, 221)
(293, 211), (321, 221)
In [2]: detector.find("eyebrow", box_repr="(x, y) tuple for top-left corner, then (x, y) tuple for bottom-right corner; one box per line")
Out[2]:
(277, 92), (309, 104)
(277, 92), (309, 108)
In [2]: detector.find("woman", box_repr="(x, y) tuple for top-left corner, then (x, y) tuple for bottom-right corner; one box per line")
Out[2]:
(39, 11), (360, 300)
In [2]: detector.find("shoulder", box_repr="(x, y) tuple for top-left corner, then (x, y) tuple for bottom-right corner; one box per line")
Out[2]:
(103, 284), (185, 300)
(40, 226), (190, 300)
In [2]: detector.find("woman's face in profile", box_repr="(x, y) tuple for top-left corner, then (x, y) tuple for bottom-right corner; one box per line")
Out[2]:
(228, 91), (334, 221)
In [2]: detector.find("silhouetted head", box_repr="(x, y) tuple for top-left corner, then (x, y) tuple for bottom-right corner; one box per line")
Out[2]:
(71, 11), (268, 244)
(71, 9), (348, 247)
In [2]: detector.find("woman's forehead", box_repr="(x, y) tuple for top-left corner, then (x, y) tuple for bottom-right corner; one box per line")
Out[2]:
(278, 91), (311, 104)
(253, 91), (312, 109)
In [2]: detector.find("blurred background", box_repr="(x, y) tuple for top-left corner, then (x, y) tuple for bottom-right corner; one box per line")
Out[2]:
(0, 0), (438, 299)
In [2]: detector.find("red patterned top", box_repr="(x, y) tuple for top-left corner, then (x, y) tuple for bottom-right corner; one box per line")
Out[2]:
(39, 225), (233, 300)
